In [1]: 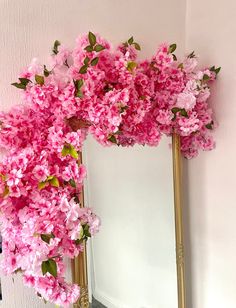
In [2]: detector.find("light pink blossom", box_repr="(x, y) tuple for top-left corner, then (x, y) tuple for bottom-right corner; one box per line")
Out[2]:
(176, 92), (197, 110)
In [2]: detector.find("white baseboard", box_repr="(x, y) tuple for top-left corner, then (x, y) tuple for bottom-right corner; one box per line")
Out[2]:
(93, 287), (131, 308)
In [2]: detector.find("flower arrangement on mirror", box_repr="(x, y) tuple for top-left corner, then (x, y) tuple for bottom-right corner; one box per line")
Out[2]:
(0, 31), (220, 307)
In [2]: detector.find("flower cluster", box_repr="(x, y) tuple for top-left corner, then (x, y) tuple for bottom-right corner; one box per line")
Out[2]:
(0, 32), (219, 306)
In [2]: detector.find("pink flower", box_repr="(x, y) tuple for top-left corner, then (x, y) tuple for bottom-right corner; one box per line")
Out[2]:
(69, 224), (83, 240)
(0, 32), (219, 306)
(198, 88), (210, 102)
(176, 92), (197, 110)
(7, 169), (23, 186)
(64, 131), (84, 149)
(51, 45), (71, 67)
(20, 58), (43, 79)
(32, 165), (49, 182)
(156, 110), (172, 125)
(183, 57), (198, 73)
(178, 113), (200, 136)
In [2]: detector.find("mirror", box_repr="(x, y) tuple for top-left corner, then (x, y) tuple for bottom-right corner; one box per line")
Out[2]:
(85, 136), (178, 307)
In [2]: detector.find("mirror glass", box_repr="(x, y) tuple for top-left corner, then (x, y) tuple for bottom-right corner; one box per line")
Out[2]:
(85, 136), (178, 308)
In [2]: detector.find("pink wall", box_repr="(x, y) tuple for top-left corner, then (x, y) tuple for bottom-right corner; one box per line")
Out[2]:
(0, 0), (235, 307)
(185, 1), (236, 307)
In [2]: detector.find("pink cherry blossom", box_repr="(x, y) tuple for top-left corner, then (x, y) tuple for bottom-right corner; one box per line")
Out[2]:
(176, 92), (197, 110)
(0, 32), (220, 306)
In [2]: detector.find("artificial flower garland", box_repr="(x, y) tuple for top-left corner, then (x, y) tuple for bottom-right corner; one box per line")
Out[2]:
(0, 32), (220, 306)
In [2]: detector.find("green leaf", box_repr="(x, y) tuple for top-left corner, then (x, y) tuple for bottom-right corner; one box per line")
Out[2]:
(14, 268), (22, 274)
(103, 84), (113, 92)
(210, 65), (221, 75)
(11, 82), (26, 90)
(48, 259), (57, 278)
(171, 107), (181, 114)
(35, 75), (44, 86)
(173, 54), (177, 61)
(2, 185), (9, 197)
(215, 67), (221, 75)
(69, 179), (76, 188)
(75, 90), (83, 98)
(172, 107), (188, 118)
(90, 57), (99, 66)
(76, 79), (84, 89)
(43, 65), (51, 77)
(119, 105), (128, 113)
(88, 31), (96, 46)
(41, 234), (50, 244)
(180, 109), (188, 118)
(133, 42), (141, 51)
(38, 181), (47, 190)
(83, 224), (91, 238)
(69, 145), (79, 159)
(94, 44), (105, 52)
(79, 227), (84, 240)
(52, 40), (61, 55)
(108, 135), (117, 144)
(64, 59), (69, 68)
(12, 78), (31, 90)
(128, 36), (134, 45)
(62, 144), (78, 159)
(188, 51), (195, 58)
(206, 121), (214, 130)
(84, 45), (93, 52)
(61, 145), (70, 157)
(41, 260), (48, 275)
(74, 79), (84, 98)
(178, 63), (184, 69)
(127, 61), (137, 72)
(203, 74), (210, 81)
(74, 195), (80, 204)
(168, 43), (177, 54)
(79, 65), (88, 74)
(74, 79), (84, 92)
(42, 259), (57, 277)
(49, 176), (60, 188)
(171, 107), (181, 121)
(75, 238), (84, 245)
(0, 173), (6, 181)
(19, 78), (31, 85)
(214, 67), (220, 74)
(84, 56), (90, 66)
(40, 233), (55, 244)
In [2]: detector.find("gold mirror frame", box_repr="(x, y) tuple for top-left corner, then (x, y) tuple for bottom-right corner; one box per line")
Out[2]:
(72, 133), (186, 308)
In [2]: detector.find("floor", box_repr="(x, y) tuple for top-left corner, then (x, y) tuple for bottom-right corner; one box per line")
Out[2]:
(91, 297), (106, 308)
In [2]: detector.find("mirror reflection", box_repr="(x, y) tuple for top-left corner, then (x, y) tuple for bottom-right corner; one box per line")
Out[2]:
(86, 137), (178, 308)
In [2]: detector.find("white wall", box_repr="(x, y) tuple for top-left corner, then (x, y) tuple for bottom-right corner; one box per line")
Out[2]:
(185, 1), (236, 308)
